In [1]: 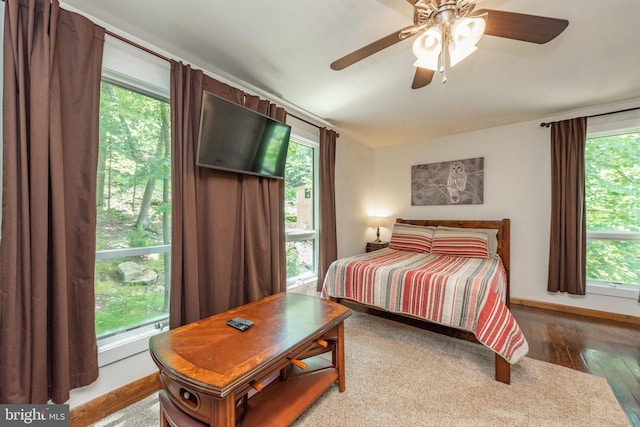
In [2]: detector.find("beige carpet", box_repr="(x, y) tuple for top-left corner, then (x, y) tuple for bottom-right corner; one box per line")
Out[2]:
(92, 312), (629, 427)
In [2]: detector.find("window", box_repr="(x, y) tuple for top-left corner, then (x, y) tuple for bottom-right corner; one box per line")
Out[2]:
(284, 137), (319, 288)
(585, 117), (639, 298)
(95, 37), (171, 365)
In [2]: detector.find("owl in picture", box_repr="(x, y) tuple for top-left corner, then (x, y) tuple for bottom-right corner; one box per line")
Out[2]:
(446, 161), (467, 204)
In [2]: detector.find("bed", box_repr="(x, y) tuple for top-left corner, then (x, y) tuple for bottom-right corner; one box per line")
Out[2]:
(321, 218), (529, 384)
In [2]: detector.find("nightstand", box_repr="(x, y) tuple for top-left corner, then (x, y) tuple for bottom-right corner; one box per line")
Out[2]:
(366, 241), (389, 252)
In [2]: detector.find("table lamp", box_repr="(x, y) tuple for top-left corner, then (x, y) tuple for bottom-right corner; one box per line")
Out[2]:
(369, 216), (386, 243)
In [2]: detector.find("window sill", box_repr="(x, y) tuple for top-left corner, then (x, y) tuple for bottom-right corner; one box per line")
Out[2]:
(586, 281), (639, 300)
(287, 275), (317, 292)
(97, 322), (167, 367)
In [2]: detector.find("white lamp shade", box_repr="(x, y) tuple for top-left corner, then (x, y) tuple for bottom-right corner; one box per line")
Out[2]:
(412, 27), (442, 71)
(449, 44), (477, 67)
(368, 216), (386, 228)
(451, 17), (486, 50)
(447, 16), (485, 67)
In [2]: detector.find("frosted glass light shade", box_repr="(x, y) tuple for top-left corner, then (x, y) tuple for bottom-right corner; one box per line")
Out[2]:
(412, 15), (486, 74)
(451, 17), (485, 50)
(412, 27), (442, 71)
(449, 45), (477, 67)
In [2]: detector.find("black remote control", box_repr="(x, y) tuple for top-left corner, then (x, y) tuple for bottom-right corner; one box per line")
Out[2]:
(226, 317), (254, 332)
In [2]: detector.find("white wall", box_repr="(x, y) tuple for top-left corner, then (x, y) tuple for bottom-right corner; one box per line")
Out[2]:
(362, 102), (640, 317)
(334, 135), (375, 258)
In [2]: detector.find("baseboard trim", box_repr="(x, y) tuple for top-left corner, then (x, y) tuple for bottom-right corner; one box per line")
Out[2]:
(69, 372), (160, 427)
(511, 298), (640, 326)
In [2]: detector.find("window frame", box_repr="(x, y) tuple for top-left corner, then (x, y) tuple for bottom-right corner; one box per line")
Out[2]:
(584, 110), (640, 299)
(96, 38), (171, 366)
(285, 134), (320, 289)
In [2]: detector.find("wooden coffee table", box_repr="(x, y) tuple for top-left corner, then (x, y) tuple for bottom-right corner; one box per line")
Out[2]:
(149, 292), (352, 426)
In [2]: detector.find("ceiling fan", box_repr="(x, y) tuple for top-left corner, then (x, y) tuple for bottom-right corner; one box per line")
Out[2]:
(330, 0), (569, 89)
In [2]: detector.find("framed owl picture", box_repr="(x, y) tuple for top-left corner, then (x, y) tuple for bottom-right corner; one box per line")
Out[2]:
(411, 157), (484, 206)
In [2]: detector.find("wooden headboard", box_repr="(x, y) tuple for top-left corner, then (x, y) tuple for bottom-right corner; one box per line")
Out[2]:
(395, 218), (511, 305)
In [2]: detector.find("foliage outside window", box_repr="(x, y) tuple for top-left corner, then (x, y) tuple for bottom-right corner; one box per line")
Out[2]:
(95, 81), (171, 339)
(284, 139), (318, 285)
(585, 132), (639, 288)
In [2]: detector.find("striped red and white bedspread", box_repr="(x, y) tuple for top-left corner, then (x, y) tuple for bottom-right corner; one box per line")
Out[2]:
(321, 248), (529, 364)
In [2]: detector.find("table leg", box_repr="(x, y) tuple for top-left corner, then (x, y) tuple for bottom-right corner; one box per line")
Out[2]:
(160, 412), (170, 427)
(337, 321), (346, 392)
(210, 394), (236, 427)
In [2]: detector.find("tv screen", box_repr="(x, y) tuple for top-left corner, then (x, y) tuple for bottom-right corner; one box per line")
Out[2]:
(196, 91), (291, 179)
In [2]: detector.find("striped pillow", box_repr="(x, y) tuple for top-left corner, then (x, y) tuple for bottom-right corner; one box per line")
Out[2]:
(437, 226), (498, 256)
(431, 229), (489, 258)
(389, 224), (434, 253)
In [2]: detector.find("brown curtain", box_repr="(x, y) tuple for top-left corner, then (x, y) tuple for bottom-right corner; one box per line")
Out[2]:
(547, 117), (587, 295)
(170, 61), (286, 328)
(317, 128), (339, 291)
(0, 0), (105, 403)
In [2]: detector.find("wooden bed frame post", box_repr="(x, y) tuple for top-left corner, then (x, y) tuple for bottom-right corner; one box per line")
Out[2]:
(502, 218), (511, 308)
(495, 355), (510, 384)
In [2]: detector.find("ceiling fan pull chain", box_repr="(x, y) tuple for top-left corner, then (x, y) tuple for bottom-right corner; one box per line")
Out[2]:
(440, 28), (448, 83)
(439, 54), (447, 83)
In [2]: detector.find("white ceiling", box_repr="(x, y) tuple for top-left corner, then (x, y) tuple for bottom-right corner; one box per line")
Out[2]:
(62, 0), (640, 148)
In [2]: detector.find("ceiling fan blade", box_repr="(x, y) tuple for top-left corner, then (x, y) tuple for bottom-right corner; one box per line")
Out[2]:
(331, 25), (417, 70)
(411, 67), (434, 89)
(476, 9), (569, 44)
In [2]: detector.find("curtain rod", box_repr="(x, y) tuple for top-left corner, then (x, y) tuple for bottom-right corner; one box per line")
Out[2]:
(105, 29), (171, 63)
(287, 112), (338, 136)
(104, 30), (331, 134)
(540, 106), (640, 128)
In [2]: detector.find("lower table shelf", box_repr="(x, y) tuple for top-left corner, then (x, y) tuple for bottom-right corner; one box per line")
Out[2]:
(241, 358), (338, 426)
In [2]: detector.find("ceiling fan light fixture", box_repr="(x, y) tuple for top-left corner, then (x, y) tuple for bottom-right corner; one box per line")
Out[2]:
(412, 27), (442, 71)
(412, 12), (487, 77)
(329, 0), (569, 89)
(447, 15), (485, 68)
(451, 16), (486, 50)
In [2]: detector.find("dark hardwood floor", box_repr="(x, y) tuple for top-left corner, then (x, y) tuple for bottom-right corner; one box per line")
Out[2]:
(510, 304), (640, 426)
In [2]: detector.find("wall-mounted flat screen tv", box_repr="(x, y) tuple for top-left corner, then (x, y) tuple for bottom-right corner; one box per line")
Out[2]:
(196, 91), (291, 179)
